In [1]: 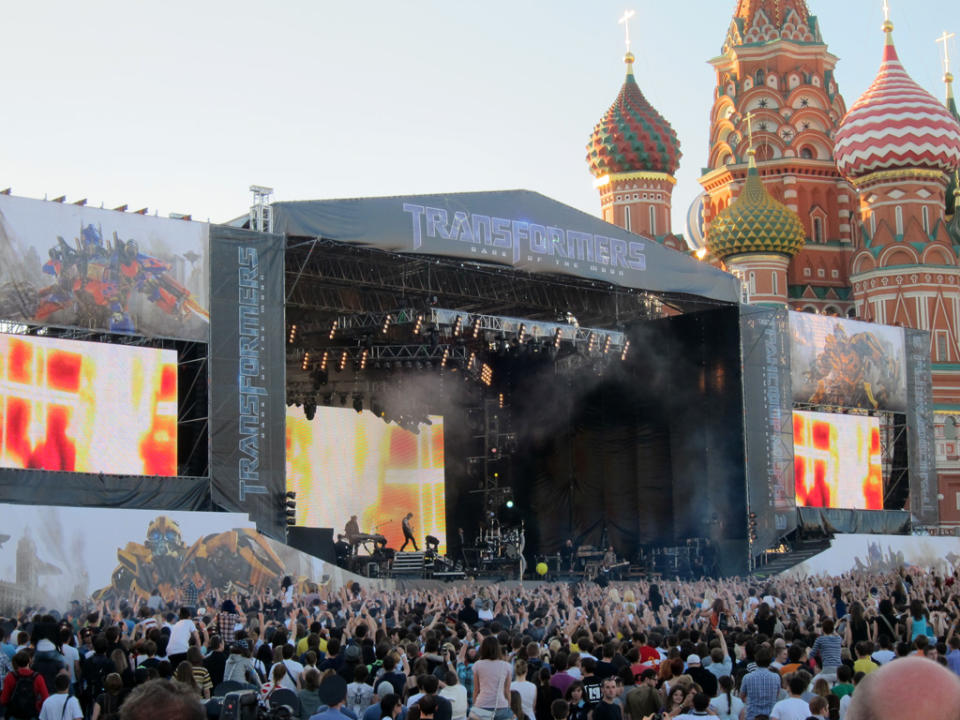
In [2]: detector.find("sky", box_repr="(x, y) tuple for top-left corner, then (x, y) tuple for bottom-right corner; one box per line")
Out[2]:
(1, 1), (957, 236)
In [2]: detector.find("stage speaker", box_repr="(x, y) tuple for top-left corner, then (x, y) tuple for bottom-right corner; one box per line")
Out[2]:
(286, 527), (336, 564)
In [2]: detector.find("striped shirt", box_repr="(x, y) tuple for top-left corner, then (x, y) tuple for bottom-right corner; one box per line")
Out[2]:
(192, 665), (213, 696)
(812, 634), (842, 670)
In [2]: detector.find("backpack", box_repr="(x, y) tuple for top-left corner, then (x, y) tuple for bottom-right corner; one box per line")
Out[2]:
(5, 671), (38, 719)
(100, 692), (121, 720)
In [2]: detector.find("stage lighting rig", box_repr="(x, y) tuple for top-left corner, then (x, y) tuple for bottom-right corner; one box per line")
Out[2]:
(283, 491), (297, 526)
(288, 324), (297, 344)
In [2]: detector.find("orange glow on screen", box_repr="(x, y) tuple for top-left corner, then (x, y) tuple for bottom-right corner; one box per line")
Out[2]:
(793, 410), (882, 510)
(286, 406), (446, 552)
(0, 335), (177, 476)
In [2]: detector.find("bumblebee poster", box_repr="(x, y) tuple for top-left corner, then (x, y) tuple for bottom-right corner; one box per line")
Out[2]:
(0, 505), (357, 614)
(0, 194), (209, 341)
(789, 313), (906, 412)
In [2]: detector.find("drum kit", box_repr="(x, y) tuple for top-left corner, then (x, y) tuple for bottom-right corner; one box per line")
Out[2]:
(477, 523), (523, 564)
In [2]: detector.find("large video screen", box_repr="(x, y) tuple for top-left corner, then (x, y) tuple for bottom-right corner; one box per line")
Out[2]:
(0, 334), (177, 475)
(793, 410), (882, 510)
(789, 312), (906, 411)
(286, 406), (447, 552)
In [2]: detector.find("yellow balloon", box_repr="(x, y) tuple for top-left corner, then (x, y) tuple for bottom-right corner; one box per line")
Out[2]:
(535, 562), (548, 576)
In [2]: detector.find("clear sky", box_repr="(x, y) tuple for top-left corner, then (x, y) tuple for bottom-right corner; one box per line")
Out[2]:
(1, 1), (956, 236)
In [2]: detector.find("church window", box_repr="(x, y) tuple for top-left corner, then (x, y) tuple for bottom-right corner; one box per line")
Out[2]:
(800, 147), (814, 159)
(817, 268), (825, 278)
(812, 76), (821, 87)
(922, 206), (930, 234)
(870, 213), (877, 236)
(648, 206), (656, 235)
(895, 206), (904, 235)
(748, 271), (757, 295)
(804, 267), (811, 277)
(813, 217), (824, 244)
(831, 269), (839, 279)
(936, 331), (949, 361)
(755, 69), (765, 86)
(624, 206), (631, 232)
(771, 272), (778, 295)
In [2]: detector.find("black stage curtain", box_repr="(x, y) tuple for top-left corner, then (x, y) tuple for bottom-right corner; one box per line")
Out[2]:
(798, 507), (910, 535)
(0, 469), (210, 510)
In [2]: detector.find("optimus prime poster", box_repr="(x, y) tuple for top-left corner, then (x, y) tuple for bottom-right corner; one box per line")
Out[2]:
(0, 505), (366, 615)
(0, 194), (209, 341)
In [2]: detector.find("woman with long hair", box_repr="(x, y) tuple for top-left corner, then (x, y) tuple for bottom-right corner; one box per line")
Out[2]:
(564, 683), (589, 720)
(906, 598), (932, 642)
(260, 663), (287, 705)
(186, 646), (213, 699)
(844, 601), (872, 647)
(472, 636), (512, 720)
(533, 667), (559, 720)
(174, 661), (202, 697)
(708, 676), (744, 720)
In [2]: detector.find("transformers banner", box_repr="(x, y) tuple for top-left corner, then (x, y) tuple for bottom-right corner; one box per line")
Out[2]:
(0, 505), (366, 615)
(209, 226), (287, 539)
(0, 194), (209, 341)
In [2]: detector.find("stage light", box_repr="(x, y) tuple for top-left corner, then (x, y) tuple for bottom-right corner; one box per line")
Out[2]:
(499, 392), (505, 409)
(480, 363), (493, 386)
(414, 314), (423, 334)
(553, 328), (562, 349)
(352, 395), (363, 413)
(603, 335), (612, 354)
(288, 324), (297, 343)
(284, 490), (297, 526)
(301, 352), (311, 371)
(471, 315), (481, 339)
(468, 351), (476, 370)
(329, 319), (337, 340)
(517, 323), (526, 344)
(453, 316), (462, 336)
(441, 347), (449, 367)
(381, 313), (392, 334)
(505, 500), (514, 509)
(360, 348), (369, 370)
(587, 332), (596, 353)
(621, 341), (630, 361)
(320, 351), (329, 371)
(338, 350), (348, 372)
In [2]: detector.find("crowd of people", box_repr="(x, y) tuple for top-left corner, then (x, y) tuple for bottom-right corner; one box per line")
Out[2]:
(2, 565), (960, 720)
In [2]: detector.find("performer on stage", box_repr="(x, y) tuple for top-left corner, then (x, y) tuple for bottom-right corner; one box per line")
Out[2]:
(560, 538), (577, 572)
(400, 512), (418, 551)
(344, 515), (360, 542)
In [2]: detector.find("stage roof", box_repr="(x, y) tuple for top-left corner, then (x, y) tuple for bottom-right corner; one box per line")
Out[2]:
(272, 190), (740, 305)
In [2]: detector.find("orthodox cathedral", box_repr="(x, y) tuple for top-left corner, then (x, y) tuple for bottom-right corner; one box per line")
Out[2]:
(586, 0), (960, 523)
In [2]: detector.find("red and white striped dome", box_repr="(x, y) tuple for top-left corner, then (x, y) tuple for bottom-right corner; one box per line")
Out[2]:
(834, 31), (960, 179)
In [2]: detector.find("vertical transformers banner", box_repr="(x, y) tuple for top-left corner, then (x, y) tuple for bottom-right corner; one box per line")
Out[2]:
(904, 328), (938, 525)
(740, 305), (796, 551)
(209, 227), (286, 538)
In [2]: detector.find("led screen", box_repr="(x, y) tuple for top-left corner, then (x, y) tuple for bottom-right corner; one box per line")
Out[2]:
(793, 410), (882, 510)
(286, 406), (446, 553)
(0, 334), (177, 475)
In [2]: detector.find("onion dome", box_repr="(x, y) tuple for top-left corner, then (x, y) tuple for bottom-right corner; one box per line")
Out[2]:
(586, 53), (681, 177)
(834, 22), (960, 179)
(706, 160), (806, 259)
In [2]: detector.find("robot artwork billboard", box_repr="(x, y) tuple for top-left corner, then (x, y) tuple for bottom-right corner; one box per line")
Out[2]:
(789, 312), (907, 412)
(0, 194), (209, 341)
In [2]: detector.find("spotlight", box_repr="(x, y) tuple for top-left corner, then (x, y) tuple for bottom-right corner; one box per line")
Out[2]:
(621, 341), (630, 361)
(301, 352), (311, 371)
(603, 335), (612, 354)
(553, 327), (562, 349)
(517, 323), (526, 344)
(360, 348), (369, 370)
(320, 351), (329, 371)
(441, 347), (449, 368)
(499, 392), (505, 409)
(505, 500), (514, 509)
(453, 316), (462, 336)
(328, 319), (337, 340)
(480, 363), (493, 386)
(471, 315), (481, 339)
(587, 332), (596, 353)
(352, 395), (363, 413)
(338, 350), (348, 372)
(288, 324), (297, 343)
(413, 314), (423, 334)
(381, 313), (392, 334)
(468, 351), (476, 370)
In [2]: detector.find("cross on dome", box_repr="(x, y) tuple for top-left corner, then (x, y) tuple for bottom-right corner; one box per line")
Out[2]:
(937, 31), (955, 77)
(618, 9), (636, 53)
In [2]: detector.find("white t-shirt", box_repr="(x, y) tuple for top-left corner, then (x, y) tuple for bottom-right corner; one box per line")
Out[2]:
(709, 693), (745, 720)
(61, 643), (80, 684)
(39, 694), (83, 720)
(512, 679), (537, 720)
(167, 618), (197, 656)
(346, 681), (375, 715)
(770, 697), (812, 720)
(440, 684), (469, 720)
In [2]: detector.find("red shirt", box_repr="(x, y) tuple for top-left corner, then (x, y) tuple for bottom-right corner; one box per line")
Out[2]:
(1, 667), (50, 714)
